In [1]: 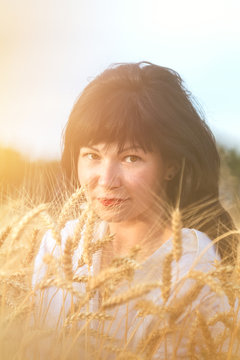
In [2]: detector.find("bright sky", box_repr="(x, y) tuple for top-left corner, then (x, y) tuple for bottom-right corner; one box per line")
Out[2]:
(0, 0), (240, 160)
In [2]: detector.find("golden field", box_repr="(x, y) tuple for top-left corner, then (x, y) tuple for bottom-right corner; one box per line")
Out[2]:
(0, 147), (240, 359)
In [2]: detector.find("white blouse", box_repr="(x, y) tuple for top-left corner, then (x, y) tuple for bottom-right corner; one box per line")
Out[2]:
(32, 219), (228, 358)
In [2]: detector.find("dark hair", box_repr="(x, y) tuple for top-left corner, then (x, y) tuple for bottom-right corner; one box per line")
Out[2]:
(62, 61), (238, 263)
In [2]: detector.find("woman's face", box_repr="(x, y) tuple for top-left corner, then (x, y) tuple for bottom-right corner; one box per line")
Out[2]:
(77, 142), (171, 223)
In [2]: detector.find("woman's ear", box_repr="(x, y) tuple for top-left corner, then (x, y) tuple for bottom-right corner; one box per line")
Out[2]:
(164, 162), (180, 181)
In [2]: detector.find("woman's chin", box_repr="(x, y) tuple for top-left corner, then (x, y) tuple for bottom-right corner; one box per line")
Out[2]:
(95, 209), (130, 223)
(93, 203), (133, 223)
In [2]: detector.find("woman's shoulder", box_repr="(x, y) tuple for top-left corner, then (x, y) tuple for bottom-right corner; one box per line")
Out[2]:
(156, 227), (217, 261)
(176, 228), (220, 274)
(181, 228), (218, 258)
(149, 228), (219, 275)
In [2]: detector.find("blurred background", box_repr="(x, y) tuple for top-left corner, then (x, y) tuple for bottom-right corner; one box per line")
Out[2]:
(0, 0), (240, 204)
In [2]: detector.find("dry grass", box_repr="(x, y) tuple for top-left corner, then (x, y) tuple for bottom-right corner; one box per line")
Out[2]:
(0, 188), (240, 360)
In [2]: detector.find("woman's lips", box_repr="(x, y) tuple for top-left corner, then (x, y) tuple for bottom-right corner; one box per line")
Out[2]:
(98, 198), (128, 207)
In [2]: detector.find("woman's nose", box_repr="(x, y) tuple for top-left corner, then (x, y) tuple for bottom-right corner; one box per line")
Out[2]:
(98, 161), (121, 189)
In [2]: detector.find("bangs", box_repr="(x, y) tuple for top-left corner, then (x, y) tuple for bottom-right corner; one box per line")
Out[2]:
(72, 89), (158, 153)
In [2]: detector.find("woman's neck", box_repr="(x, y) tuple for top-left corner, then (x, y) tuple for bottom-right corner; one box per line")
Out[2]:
(101, 213), (172, 267)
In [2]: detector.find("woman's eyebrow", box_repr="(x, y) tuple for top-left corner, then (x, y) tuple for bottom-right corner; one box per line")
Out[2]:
(81, 146), (143, 154)
(82, 146), (99, 152)
(119, 146), (143, 153)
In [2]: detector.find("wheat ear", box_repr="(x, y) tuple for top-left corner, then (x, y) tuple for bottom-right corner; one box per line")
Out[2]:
(0, 225), (12, 248)
(161, 252), (173, 303)
(65, 311), (113, 325)
(82, 209), (97, 268)
(72, 205), (89, 250)
(197, 311), (216, 357)
(72, 274), (88, 283)
(235, 240), (240, 278)
(135, 299), (166, 319)
(62, 236), (74, 281)
(87, 233), (114, 257)
(101, 282), (160, 309)
(88, 328), (118, 345)
(40, 211), (61, 245)
(137, 326), (175, 358)
(207, 311), (234, 329)
(88, 261), (138, 291)
(187, 270), (224, 295)
(169, 282), (203, 323)
(11, 204), (47, 242)
(22, 228), (40, 265)
(57, 186), (86, 229)
(171, 207), (182, 262)
(1, 278), (28, 292)
(103, 345), (142, 360)
(187, 313), (199, 360)
(36, 277), (82, 299)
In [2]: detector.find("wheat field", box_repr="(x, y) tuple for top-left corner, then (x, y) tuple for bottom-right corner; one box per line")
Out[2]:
(0, 185), (240, 360)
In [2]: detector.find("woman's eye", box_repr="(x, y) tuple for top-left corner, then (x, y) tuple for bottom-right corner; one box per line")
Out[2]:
(124, 155), (141, 163)
(85, 153), (100, 160)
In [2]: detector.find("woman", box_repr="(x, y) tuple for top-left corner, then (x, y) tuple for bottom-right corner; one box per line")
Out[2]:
(33, 62), (238, 358)
(61, 61), (236, 263)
